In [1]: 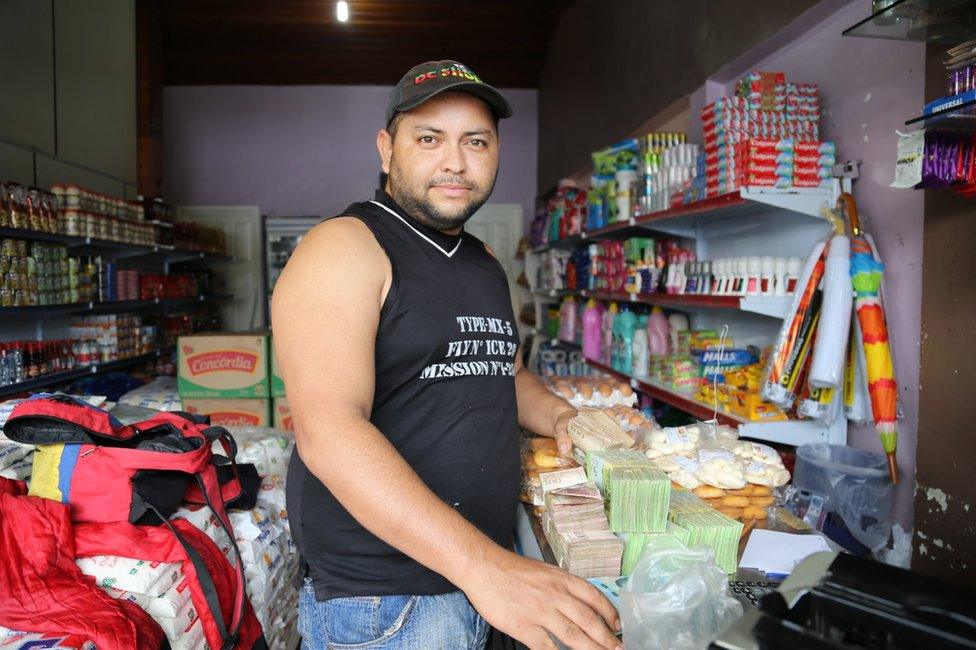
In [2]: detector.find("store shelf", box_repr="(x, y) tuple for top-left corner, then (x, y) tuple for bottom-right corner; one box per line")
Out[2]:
(842, 0), (976, 44)
(585, 358), (844, 446)
(587, 358), (743, 426)
(548, 289), (795, 319)
(528, 186), (832, 251)
(0, 294), (234, 317)
(0, 347), (174, 400)
(0, 226), (232, 261)
(905, 97), (976, 129)
(533, 288), (576, 299)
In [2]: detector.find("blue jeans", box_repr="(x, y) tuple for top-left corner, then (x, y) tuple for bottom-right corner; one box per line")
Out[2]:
(299, 579), (490, 649)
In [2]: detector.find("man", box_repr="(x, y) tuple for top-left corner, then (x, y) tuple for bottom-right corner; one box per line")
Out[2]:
(273, 60), (621, 650)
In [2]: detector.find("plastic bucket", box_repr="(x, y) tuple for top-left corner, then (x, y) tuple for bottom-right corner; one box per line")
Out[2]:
(793, 443), (893, 551)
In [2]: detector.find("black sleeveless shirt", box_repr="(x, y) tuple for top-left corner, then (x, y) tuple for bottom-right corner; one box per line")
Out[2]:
(286, 190), (522, 600)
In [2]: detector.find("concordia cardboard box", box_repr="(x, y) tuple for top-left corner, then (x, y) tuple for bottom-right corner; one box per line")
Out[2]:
(181, 398), (271, 428)
(270, 340), (286, 397)
(178, 333), (269, 398)
(272, 397), (293, 431)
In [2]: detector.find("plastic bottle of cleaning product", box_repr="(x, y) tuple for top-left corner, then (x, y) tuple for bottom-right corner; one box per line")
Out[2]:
(647, 306), (670, 356)
(603, 302), (618, 365)
(558, 296), (577, 342)
(668, 312), (689, 355)
(632, 327), (649, 378)
(581, 299), (602, 361)
(613, 306), (638, 373)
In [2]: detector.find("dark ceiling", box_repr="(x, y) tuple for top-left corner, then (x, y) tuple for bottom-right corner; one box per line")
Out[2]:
(162, 0), (574, 88)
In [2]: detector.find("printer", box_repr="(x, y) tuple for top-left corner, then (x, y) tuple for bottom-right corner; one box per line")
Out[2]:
(712, 551), (976, 649)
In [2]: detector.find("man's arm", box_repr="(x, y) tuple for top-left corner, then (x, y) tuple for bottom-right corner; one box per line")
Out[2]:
(514, 352), (576, 456)
(272, 219), (620, 650)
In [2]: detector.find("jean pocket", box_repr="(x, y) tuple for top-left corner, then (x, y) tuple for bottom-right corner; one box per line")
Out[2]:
(325, 595), (418, 648)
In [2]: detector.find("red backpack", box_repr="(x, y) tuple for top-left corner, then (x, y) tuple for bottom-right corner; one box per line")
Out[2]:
(3, 394), (258, 650)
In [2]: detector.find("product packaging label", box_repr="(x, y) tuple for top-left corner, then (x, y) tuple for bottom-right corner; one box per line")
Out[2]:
(178, 334), (269, 398)
(272, 397), (293, 431)
(181, 398), (271, 428)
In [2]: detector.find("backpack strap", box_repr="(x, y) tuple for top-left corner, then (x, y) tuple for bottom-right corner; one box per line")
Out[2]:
(192, 468), (247, 645)
(148, 502), (239, 650)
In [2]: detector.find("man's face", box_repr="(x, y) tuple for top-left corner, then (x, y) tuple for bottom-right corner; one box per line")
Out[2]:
(377, 91), (499, 232)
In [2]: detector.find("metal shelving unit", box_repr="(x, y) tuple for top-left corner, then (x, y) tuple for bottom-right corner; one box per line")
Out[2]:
(525, 183), (848, 447)
(530, 186), (833, 252)
(586, 358), (846, 446)
(0, 346), (175, 400)
(0, 294), (234, 317)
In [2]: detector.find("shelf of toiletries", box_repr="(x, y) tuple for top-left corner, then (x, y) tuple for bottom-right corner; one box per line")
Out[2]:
(535, 288), (792, 320)
(532, 186), (833, 254)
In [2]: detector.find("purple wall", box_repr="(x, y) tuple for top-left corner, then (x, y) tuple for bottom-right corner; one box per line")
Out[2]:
(699, 0), (924, 527)
(163, 85), (538, 225)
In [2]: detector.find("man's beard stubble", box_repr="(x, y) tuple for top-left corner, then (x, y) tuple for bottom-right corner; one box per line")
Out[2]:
(387, 154), (496, 231)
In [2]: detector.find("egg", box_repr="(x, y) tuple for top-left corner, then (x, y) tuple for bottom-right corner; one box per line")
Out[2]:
(628, 414), (644, 427)
(619, 383), (634, 397)
(577, 384), (593, 399)
(557, 385), (574, 400)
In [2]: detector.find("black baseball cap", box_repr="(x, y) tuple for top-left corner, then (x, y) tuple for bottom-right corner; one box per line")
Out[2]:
(385, 60), (513, 126)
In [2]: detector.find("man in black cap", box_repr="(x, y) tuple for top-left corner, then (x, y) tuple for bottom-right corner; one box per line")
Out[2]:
(274, 60), (621, 650)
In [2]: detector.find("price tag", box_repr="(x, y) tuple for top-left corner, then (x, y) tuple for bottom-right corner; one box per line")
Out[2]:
(751, 442), (779, 461)
(698, 449), (734, 462)
(665, 429), (690, 446)
(746, 461), (767, 474)
(672, 455), (700, 473)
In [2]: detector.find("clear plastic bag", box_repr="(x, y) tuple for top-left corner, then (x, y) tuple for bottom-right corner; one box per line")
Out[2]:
(621, 537), (742, 649)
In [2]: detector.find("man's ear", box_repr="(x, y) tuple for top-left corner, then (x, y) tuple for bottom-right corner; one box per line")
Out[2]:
(376, 129), (393, 175)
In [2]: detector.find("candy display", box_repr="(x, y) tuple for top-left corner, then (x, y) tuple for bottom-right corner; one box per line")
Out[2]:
(892, 129), (976, 199)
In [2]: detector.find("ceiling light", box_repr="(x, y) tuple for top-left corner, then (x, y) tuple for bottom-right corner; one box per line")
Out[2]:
(337, 1), (349, 23)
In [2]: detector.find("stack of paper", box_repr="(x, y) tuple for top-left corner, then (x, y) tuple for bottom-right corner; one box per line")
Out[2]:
(605, 466), (671, 533)
(738, 529), (832, 575)
(670, 508), (744, 575)
(585, 449), (656, 491)
(544, 482), (609, 533)
(542, 482), (623, 578)
(667, 487), (713, 515)
(568, 409), (635, 453)
(618, 522), (692, 576)
(547, 527), (625, 578)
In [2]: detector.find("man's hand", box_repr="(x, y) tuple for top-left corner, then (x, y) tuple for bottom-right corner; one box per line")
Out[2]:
(552, 408), (577, 457)
(461, 548), (621, 650)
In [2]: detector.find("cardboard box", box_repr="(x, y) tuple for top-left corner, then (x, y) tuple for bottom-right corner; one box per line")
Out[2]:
(181, 398), (271, 428)
(270, 341), (286, 397)
(272, 397), (293, 431)
(178, 333), (269, 398)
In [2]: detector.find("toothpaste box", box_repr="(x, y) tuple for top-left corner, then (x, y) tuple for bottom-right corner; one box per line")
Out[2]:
(181, 398), (271, 428)
(178, 333), (269, 398)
